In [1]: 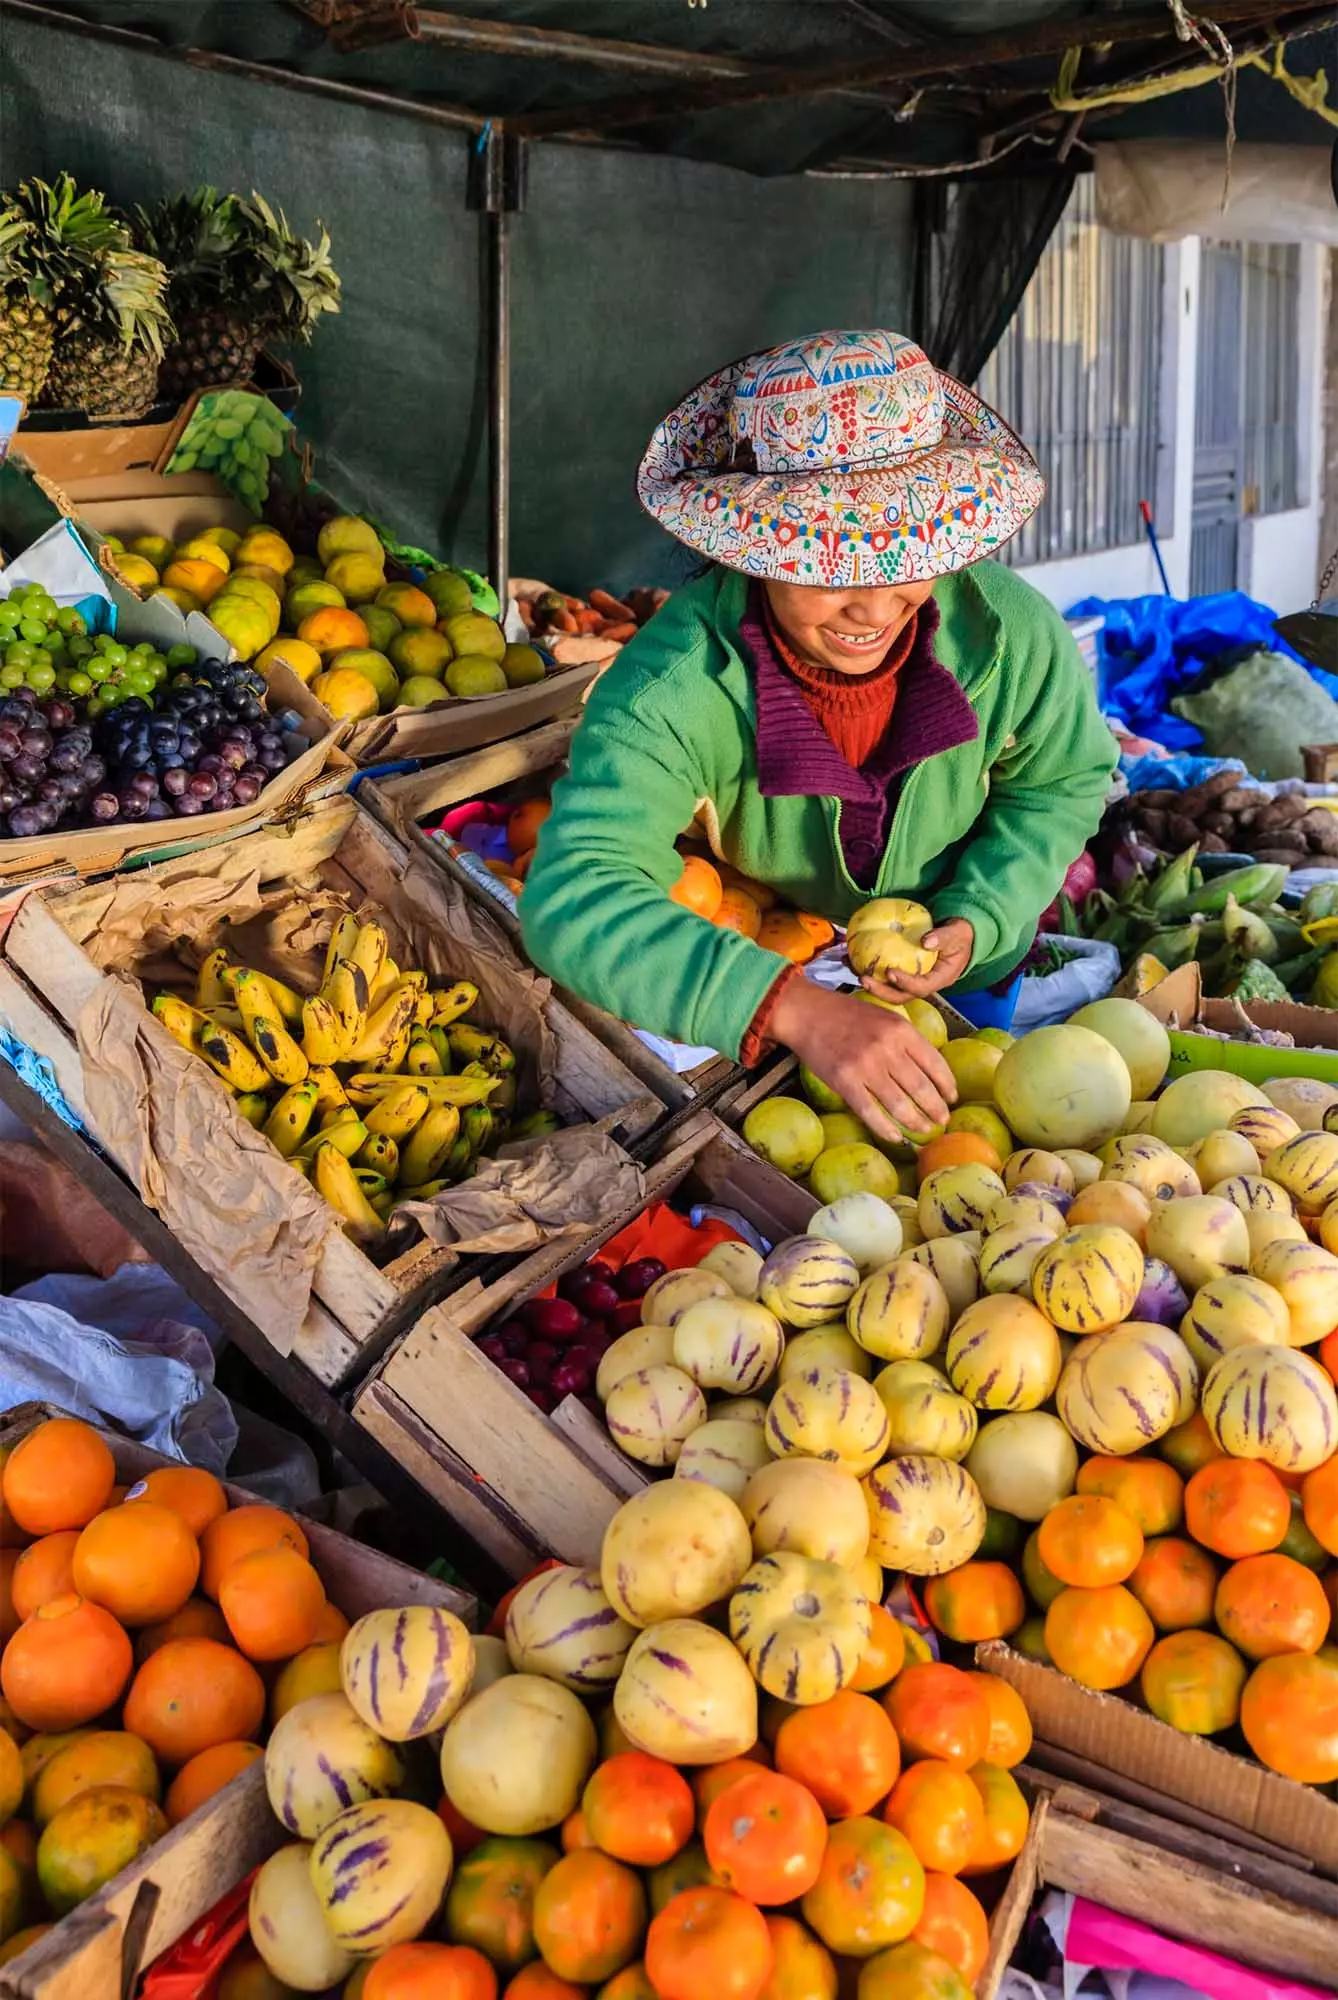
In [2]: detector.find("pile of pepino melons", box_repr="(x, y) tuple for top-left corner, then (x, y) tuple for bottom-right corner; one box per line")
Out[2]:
(0, 1413), (372, 1965)
(233, 1480), (1036, 1998)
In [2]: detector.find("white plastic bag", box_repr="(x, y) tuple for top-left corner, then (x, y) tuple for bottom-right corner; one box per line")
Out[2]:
(1013, 938), (1122, 1031)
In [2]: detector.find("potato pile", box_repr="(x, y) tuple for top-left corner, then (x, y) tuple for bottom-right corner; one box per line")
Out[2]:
(1117, 770), (1338, 867)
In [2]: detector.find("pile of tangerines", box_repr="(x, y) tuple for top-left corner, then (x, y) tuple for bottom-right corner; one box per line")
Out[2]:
(0, 1416), (349, 1957)
(668, 850), (836, 967)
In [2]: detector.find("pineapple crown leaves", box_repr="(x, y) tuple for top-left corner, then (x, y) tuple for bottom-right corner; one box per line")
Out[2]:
(0, 173), (173, 353)
(134, 185), (340, 341)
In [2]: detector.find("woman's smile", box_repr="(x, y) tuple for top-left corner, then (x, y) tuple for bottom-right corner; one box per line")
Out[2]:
(823, 623), (893, 656)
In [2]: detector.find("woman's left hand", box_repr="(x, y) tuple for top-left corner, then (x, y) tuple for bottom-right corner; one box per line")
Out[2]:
(861, 916), (975, 1002)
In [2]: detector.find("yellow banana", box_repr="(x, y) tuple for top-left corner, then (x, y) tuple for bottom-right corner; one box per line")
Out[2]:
(447, 1025), (515, 1074)
(460, 1103), (494, 1160)
(413, 990), (434, 1028)
(235, 1091), (272, 1129)
(369, 955), (401, 1009)
(298, 1117), (368, 1162)
(197, 1022), (271, 1093)
(427, 1026), (453, 1071)
(346, 1072), (497, 1108)
(373, 1025), (412, 1074)
(256, 971), (306, 1030)
(194, 948), (233, 1009)
(397, 970), (428, 997)
(439, 1134), (472, 1181)
(307, 1066), (348, 1114)
(151, 992), (208, 1055)
(399, 1104), (462, 1186)
(320, 1104), (362, 1131)
(349, 920), (388, 993)
(234, 976), (309, 1084)
(428, 982), (479, 1029)
(357, 1133), (399, 1178)
(314, 1141), (385, 1244)
(263, 1080), (320, 1156)
(397, 1178), (449, 1201)
(487, 1074), (517, 1120)
(347, 981), (420, 1065)
(364, 1085), (429, 1140)
(322, 913), (361, 988)
(404, 1027), (445, 1077)
(289, 1157), (312, 1180)
(353, 1167), (388, 1195)
(326, 960), (370, 1058)
(302, 996), (345, 1067)
(201, 1005), (246, 1033)
(369, 1188), (395, 1222)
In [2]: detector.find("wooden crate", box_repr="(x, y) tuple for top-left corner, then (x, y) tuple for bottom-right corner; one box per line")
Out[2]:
(0, 797), (661, 1392)
(0, 1403), (474, 2000)
(353, 1111), (818, 1577)
(360, 718), (742, 1114)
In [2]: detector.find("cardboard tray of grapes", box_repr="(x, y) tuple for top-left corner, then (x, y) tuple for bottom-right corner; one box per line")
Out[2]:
(360, 717), (746, 1116)
(0, 1401), (473, 2000)
(351, 1108), (823, 1581)
(0, 797), (662, 1393)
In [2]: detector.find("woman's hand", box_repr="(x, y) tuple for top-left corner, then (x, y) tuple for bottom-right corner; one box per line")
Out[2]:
(769, 979), (956, 1146)
(861, 916), (975, 1004)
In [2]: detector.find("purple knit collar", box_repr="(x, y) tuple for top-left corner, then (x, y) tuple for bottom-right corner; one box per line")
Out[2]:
(742, 586), (978, 803)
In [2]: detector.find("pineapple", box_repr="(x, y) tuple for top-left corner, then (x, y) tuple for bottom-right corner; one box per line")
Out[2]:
(136, 188), (340, 400)
(0, 207), (53, 403)
(44, 242), (173, 419)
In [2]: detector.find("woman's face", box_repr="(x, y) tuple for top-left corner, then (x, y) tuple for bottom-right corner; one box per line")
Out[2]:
(764, 578), (936, 675)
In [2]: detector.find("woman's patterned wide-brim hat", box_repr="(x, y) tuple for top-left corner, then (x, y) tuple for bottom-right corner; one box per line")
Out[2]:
(637, 329), (1044, 587)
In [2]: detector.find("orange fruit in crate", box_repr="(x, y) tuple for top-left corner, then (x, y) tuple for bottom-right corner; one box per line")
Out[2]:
(561, 1807), (594, 1852)
(270, 1640), (343, 1724)
(136, 1596), (230, 1664)
(310, 1600), (350, 1644)
(532, 1849), (647, 1985)
(882, 1664), (991, 1768)
(1159, 1412), (1225, 1479)
(960, 1762), (1029, 1875)
(801, 1818), (924, 1958)
(1301, 1454), (1338, 1555)
(645, 1885), (772, 2000)
(583, 1752), (694, 1868)
(669, 855), (723, 921)
(914, 1132), (1002, 1182)
(164, 1739), (263, 1824)
(504, 1966), (583, 2000)
(1185, 1459), (1290, 1559)
(1127, 1537), (1218, 1632)
(297, 606), (371, 658)
(123, 1638), (265, 1765)
(200, 1505), (309, 1600)
(124, 1467), (228, 1539)
(692, 1757), (764, 1829)
(161, 557), (227, 605)
(965, 1674), (1031, 1769)
(10, 1534), (79, 1624)
(0, 1553), (18, 1646)
(367, 1942), (498, 1999)
(1075, 1456), (1184, 1536)
(1213, 1551), (1329, 1660)
(754, 912), (818, 964)
(1, 1595), (132, 1730)
(1141, 1629), (1247, 1734)
(507, 799), (552, 857)
(796, 912), (836, 948)
(923, 1562), (1025, 1644)
(648, 1844), (716, 1918)
(1044, 1584), (1154, 1690)
(715, 888), (763, 939)
(913, 1872), (990, 1984)
(760, 1915), (836, 1998)
(1241, 1650), (1338, 1781)
(701, 1769), (827, 1905)
(2, 1421), (116, 1536)
(774, 1689), (900, 1818)
(218, 1546), (325, 1662)
(881, 1760), (984, 1876)
(850, 1604), (907, 1694)
(1037, 1496), (1144, 1589)
(72, 1504), (200, 1626)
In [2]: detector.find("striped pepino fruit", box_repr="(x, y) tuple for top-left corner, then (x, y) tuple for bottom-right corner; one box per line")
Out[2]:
(340, 1607), (475, 1742)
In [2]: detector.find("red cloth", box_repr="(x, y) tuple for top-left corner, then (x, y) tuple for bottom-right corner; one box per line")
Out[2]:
(762, 594), (915, 770)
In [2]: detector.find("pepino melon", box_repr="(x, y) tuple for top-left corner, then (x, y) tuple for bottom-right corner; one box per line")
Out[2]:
(808, 1193), (904, 1273)
(596, 1326), (677, 1403)
(965, 1412), (1078, 1520)
(1179, 1274), (1291, 1373)
(758, 1237), (860, 1329)
(265, 1693), (403, 1840)
(503, 1568), (635, 1693)
(1145, 1196), (1249, 1292)
(1202, 1344), (1338, 1471)
(340, 1606), (474, 1740)
(1057, 1325), (1198, 1455)
(672, 1298), (784, 1394)
(1264, 1078), (1338, 1130)
(600, 1482), (752, 1627)
(674, 1418), (773, 1498)
(779, 1326), (873, 1382)
(1151, 1072), (1268, 1148)
(765, 1365), (891, 1476)
(603, 1365), (707, 1467)
(614, 1619), (757, 1764)
(862, 1456), (986, 1574)
(918, 1164), (1006, 1239)
(1032, 1225), (1144, 1335)
(1230, 1104), (1302, 1160)
(1004, 1148), (1077, 1195)
(699, 1238), (764, 1296)
(440, 1674), (597, 1835)
(945, 1295), (1062, 1411)
(1264, 1132), (1338, 1214)
(740, 1457), (871, 1568)
(979, 1224), (1056, 1297)
(1068, 998), (1172, 1098)
(847, 1260), (949, 1362)
(1102, 1135), (1200, 1203)
(310, 1798), (452, 1952)
(993, 1026), (1132, 1151)
(905, 1236), (981, 1320)
(250, 1843), (357, 1991)
(873, 1360), (978, 1460)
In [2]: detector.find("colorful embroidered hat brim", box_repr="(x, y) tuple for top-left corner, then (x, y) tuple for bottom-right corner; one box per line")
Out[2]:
(637, 329), (1045, 587)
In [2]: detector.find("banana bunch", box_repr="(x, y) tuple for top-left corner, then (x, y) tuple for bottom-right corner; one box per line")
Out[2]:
(150, 912), (541, 1248)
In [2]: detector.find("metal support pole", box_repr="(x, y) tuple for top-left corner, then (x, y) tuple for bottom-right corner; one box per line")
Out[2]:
(469, 128), (526, 599)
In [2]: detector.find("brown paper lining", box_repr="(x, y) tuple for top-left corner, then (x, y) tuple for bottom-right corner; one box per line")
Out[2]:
(393, 1126), (644, 1254)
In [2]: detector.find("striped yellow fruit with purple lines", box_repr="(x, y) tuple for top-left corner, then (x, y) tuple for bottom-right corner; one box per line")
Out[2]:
(1032, 1224), (1145, 1335)
(1178, 1273), (1291, 1374)
(615, 1618), (758, 1765)
(905, 1236), (981, 1321)
(1102, 1136), (1200, 1203)
(1211, 1173), (1292, 1214)
(862, 1454), (986, 1574)
(758, 1237), (860, 1330)
(604, 1363), (707, 1467)
(1146, 1197), (1250, 1294)
(765, 1364), (891, 1477)
(1004, 1148), (1077, 1195)
(1202, 1342), (1338, 1471)
(1264, 1131), (1338, 1214)
(310, 1797), (452, 1951)
(672, 1297), (784, 1393)
(264, 1691), (404, 1840)
(945, 1296), (1062, 1412)
(503, 1566), (635, 1692)
(847, 1259), (949, 1363)
(340, 1606), (475, 1741)
(1251, 1238), (1338, 1346)
(1229, 1103), (1300, 1163)
(728, 1552), (872, 1704)
(979, 1224), (1056, 1298)
(983, 1192), (1068, 1239)
(675, 1417), (773, 1500)
(741, 1456), (871, 1567)
(641, 1267), (731, 1325)
(779, 1325), (873, 1383)
(1056, 1323), (1198, 1456)
(601, 1480), (754, 1627)
(873, 1359), (978, 1460)
(917, 1163), (1006, 1240)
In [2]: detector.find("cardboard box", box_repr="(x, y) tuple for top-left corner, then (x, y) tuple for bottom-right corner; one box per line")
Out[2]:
(0, 1401), (473, 2000)
(15, 397), (198, 487)
(353, 1110), (818, 1577)
(1139, 961), (1338, 1086)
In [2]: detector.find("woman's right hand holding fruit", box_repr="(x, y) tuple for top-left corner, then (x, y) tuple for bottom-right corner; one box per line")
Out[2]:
(769, 980), (956, 1145)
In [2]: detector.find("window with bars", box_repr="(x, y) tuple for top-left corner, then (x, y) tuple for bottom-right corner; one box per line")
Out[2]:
(977, 177), (1166, 567)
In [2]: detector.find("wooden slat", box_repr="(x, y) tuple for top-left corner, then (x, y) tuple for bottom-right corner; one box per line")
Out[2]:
(978, 1793), (1044, 2000)
(0, 965), (89, 1119)
(363, 714), (578, 826)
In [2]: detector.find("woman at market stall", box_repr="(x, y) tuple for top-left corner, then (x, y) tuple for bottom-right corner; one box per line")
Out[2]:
(520, 330), (1117, 1145)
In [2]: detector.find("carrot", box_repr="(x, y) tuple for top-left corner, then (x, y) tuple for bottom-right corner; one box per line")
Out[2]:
(551, 608), (579, 634)
(575, 607), (604, 634)
(590, 588), (635, 621)
(601, 622), (638, 641)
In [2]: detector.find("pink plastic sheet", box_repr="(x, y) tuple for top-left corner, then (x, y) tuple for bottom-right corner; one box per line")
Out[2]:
(1066, 1897), (1332, 2000)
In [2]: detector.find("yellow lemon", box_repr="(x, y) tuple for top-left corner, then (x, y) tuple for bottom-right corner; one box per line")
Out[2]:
(235, 528), (294, 576)
(197, 525), (242, 556)
(310, 667), (380, 722)
(256, 637), (323, 686)
(150, 584), (200, 614)
(114, 553), (162, 593)
(943, 1037), (1004, 1104)
(324, 552), (386, 605)
(946, 1103), (1014, 1157)
(127, 535), (173, 571)
(902, 997), (949, 1050)
(174, 537), (231, 575)
(317, 514), (382, 565)
(161, 557), (227, 604)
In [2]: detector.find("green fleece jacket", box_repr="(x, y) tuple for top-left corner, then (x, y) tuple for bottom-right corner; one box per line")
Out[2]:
(520, 562), (1117, 1060)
